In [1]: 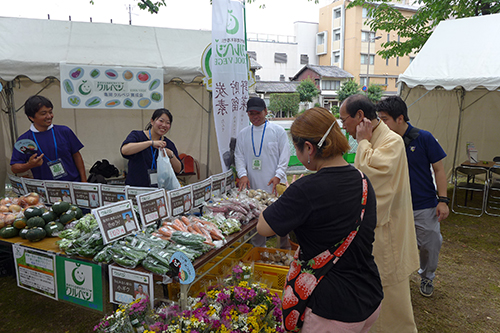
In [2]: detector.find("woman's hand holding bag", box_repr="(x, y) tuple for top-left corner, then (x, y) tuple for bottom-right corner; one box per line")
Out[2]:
(157, 148), (181, 190)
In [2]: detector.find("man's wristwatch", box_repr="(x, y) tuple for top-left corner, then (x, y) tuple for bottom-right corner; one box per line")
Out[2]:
(168, 155), (174, 159)
(437, 196), (450, 204)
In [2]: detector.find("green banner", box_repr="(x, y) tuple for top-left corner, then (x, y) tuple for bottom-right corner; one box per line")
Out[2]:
(56, 256), (103, 312)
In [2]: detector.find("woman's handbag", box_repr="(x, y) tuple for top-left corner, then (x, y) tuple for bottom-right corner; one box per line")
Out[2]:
(282, 170), (369, 332)
(157, 149), (181, 191)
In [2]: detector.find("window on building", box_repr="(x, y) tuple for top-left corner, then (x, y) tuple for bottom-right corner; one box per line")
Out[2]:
(255, 75), (260, 81)
(300, 54), (309, 65)
(316, 31), (327, 55)
(360, 77), (367, 86)
(333, 28), (341, 41)
(334, 8), (341, 19)
(410, 56), (415, 64)
(248, 51), (257, 60)
(361, 31), (376, 42)
(385, 78), (388, 86)
(362, 7), (372, 19)
(275, 53), (287, 63)
(333, 51), (340, 63)
(280, 74), (285, 82)
(321, 80), (341, 90)
(361, 54), (374, 65)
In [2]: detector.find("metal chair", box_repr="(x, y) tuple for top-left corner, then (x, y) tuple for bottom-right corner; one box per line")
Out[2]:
(452, 165), (488, 217)
(486, 166), (500, 216)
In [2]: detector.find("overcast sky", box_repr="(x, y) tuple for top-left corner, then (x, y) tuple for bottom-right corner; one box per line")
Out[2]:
(0, 0), (327, 36)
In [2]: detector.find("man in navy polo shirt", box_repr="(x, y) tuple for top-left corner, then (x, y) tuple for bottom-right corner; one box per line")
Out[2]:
(377, 96), (449, 297)
(10, 95), (86, 182)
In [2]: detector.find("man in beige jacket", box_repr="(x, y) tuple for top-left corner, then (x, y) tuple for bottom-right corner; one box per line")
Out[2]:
(339, 94), (419, 332)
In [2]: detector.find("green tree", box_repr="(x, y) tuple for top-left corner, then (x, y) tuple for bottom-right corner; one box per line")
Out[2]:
(268, 93), (300, 118)
(296, 78), (320, 103)
(348, 0), (500, 58)
(364, 84), (383, 103)
(337, 80), (361, 103)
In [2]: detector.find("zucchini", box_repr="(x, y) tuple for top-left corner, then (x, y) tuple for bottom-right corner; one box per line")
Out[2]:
(112, 254), (139, 268)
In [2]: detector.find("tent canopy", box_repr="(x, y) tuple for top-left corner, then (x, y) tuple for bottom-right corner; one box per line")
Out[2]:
(397, 13), (500, 177)
(0, 16), (211, 83)
(398, 13), (500, 91)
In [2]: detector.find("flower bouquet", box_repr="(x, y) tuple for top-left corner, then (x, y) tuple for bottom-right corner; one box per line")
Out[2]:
(148, 262), (284, 332)
(126, 296), (153, 331)
(94, 308), (135, 333)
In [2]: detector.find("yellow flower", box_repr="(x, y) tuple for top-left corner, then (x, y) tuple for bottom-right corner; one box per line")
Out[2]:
(239, 280), (249, 287)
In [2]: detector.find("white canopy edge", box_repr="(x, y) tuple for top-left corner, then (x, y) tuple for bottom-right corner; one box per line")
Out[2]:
(398, 13), (500, 92)
(0, 16), (212, 83)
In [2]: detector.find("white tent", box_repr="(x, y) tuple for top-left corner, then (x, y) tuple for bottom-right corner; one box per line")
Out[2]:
(398, 13), (500, 177)
(0, 17), (221, 191)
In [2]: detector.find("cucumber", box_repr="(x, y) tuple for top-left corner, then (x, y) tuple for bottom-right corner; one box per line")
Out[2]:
(171, 231), (206, 246)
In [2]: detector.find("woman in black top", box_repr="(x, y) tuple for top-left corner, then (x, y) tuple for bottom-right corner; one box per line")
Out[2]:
(257, 107), (383, 332)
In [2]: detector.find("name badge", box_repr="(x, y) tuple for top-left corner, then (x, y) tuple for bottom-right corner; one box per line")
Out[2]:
(252, 158), (262, 170)
(47, 158), (68, 179)
(148, 169), (158, 187)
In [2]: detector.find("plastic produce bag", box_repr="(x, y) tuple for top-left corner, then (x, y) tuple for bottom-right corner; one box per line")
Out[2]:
(157, 148), (181, 191)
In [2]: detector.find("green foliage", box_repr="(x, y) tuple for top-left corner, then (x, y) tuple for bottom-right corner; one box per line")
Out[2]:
(268, 93), (300, 118)
(337, 80), (361, 103)
(348, 0), (500, 58)
(296, 78), (320, 103)
(365, 84), (384, 103)
(331, 105), (340, 117)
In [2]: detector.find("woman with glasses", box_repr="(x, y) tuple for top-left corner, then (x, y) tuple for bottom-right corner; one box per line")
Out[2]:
(257, 107), (383, 332)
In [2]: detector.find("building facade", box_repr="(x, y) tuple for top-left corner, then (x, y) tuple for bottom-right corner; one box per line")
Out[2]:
(317, 0), (418, 94)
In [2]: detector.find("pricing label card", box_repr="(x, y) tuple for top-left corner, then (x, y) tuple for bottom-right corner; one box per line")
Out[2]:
(136, 189), (169, 228)
(45, 180), (74, 204)
(72, 182), (101, 209)
(192, 178), (212, 208)
(211, 173), (226, 198)
(167, 186), (193, 217)
(101, 184), (127, 206)
(92, 200), (140, 244)
(109, 265), (154, 309)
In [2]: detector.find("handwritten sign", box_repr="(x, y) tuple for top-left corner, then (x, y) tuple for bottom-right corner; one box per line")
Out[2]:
(72, 182), (101, 209)
(44, 180), (74, 205)
(167, 186), (193, 217)
(92, 200), (139, 244)
(211, 173), (226, 198)
(192, 178), (212, 208)
(136, 189), (169, 228)
(109, 265), (154, 309)
(22, 178), (48, 204)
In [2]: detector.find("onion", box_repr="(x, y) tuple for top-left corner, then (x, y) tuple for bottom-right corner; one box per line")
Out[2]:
(8, 204), (22, 213)
(0, 205), (9, 213)
(4, 214), (16, 225)
(24, 195), (40, 206)
(0, 198), (12, 206)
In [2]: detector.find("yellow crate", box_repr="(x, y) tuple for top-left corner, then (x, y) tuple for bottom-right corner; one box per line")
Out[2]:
(242, 247), (294, 268)
(252, 263), (289, 290)
(167, 274), (218, 301)
(197, 257), (236, 276)
(270, 288), (283, 300)
(216, 242), (254, 260)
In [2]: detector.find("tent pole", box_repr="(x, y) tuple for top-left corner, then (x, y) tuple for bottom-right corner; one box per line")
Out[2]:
(6, 81), (18, 148)
(207, 91), (213, 178)
(451, 88), (466, 182)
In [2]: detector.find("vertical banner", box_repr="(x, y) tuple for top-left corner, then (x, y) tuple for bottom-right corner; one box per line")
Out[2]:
(212, 0), (249, 171)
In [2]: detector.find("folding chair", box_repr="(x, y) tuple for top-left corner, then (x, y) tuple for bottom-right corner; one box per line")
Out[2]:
(451, 165), (488, 217)
(486, 166), (500, 216)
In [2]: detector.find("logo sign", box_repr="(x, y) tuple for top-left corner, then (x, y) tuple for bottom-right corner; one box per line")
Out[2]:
(13, 244), (57, 300)
(92, 200), (140, 244)
(60, 63), (164, 109)
(169, 251), (195, 285)
(211, 0), (249, 171)
(109, 265), (154, 309)
(56, 257), (103, 311)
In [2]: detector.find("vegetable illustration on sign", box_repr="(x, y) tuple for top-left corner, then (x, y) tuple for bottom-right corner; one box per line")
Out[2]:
(78, 80), (92, 95)
(151, 92), (162, 102)
(63, 80), (74, 94)
(138, 98), (151, 108)
(105, 100), (121, 107)
(124, 98), (134, 108)
(105, 69), (118, 79)
(149, 79), (160, 90)
(68, 96), (81, 106)
(90, 69), (100, 78)
(123, 70), (133, 81)
(137, 71), (150, 83)
(69, 67), (84, 80)
(85, 96), (101, 107)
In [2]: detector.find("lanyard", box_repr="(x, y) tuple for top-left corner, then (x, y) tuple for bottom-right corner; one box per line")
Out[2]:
(251, 121), (267, 157)
(149, 129), (157, 170)
(32, 128), (57, 162)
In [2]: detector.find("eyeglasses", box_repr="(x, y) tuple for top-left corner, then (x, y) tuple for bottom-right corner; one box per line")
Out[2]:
(339, 115), (350, 123)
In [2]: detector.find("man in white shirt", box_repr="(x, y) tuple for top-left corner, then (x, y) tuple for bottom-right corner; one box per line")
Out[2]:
(235, 97), (290, 248)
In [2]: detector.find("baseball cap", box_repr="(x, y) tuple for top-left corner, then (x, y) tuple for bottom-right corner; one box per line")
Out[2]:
(247, 97), (266, 112)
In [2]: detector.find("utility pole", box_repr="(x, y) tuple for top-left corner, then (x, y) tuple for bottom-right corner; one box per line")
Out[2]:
(129, 4), (132, 25)
(366, 35), (381, 86)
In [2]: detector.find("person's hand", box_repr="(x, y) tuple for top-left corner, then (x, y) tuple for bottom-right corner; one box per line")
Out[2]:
(268, 177), (281, 196)
(238, 176), (250, 192)
(28, 153), (44, 168)
(152, 140), (167, 150)
(436, 202), (449, 222)
(356, 118), (374, 143)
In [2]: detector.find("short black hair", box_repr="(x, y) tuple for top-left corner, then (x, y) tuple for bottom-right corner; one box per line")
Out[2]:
(343, 94), (377, 120)
(24, 95), (53, 122)
(146, 108), (173, 130)
(376, 96), (409, 122)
